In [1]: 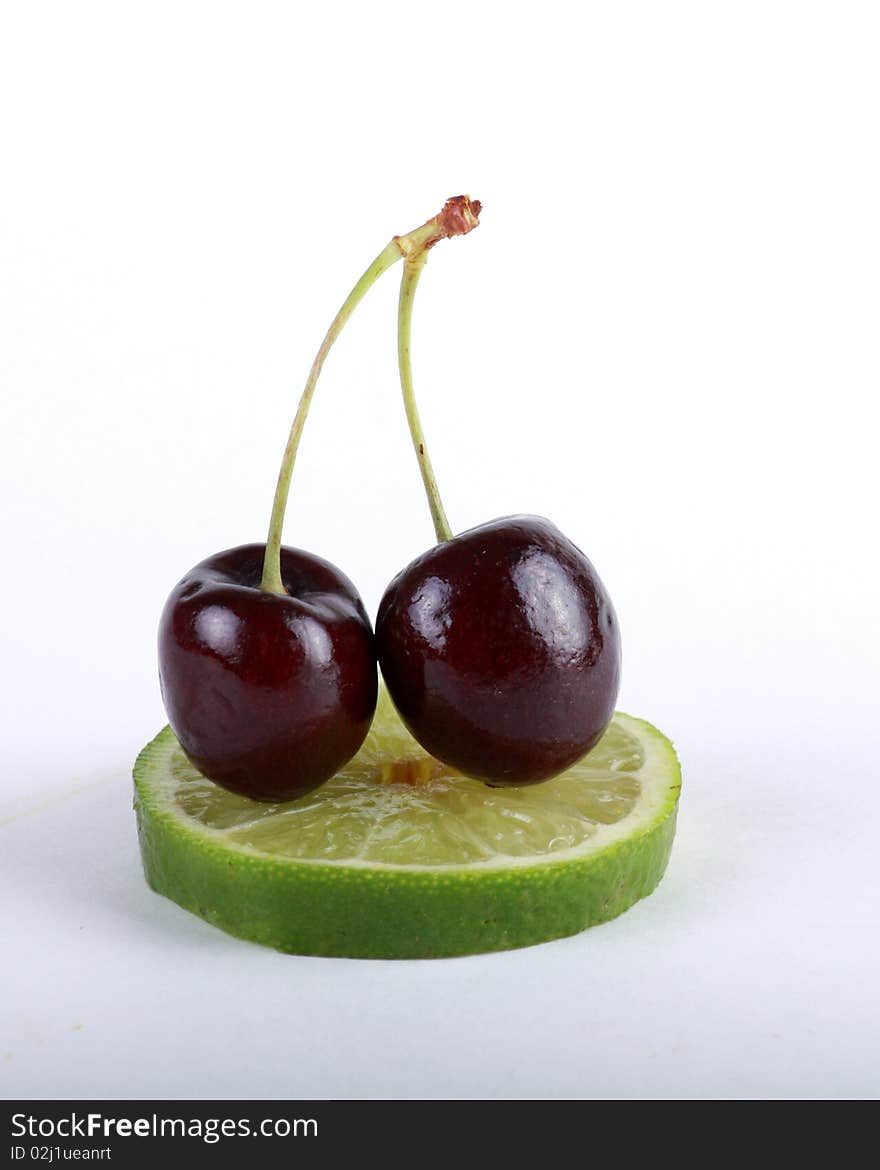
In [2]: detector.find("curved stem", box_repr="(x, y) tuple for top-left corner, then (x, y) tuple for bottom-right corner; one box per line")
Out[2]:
(261, 242), (400, 593)
(398, 251), (453, 543)
(261, 196), (481, 593)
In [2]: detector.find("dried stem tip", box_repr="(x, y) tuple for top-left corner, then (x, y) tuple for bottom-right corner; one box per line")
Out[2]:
(436, 195), (482, 240)
(395, 195), (482, 259)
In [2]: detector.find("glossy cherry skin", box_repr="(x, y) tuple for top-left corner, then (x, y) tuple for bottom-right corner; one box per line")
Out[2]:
(376, 516), (620, 786)
(159, 544), (377, 801)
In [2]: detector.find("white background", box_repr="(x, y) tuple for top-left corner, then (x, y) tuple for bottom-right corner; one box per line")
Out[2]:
(2, 0), (878, 1100)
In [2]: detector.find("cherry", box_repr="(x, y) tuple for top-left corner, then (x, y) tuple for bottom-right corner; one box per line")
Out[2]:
(160, 544), (376, 800)
(158, 198), (481, 801)
(376, 517), (620, 785)
(376, 207), (621, 785)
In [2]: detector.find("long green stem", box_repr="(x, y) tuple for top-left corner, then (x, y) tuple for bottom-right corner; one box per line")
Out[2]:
(261, 196), (480, 594)
(261, 242), (400, 593)
(398, 251), (453, 544)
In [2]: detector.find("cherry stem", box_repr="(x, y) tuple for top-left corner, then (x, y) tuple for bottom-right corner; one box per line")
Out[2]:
(395, 195), (481, 546)
(398, 251), (453, 543)
(260, 241), (398, 594)
(261, 196), (481, 594)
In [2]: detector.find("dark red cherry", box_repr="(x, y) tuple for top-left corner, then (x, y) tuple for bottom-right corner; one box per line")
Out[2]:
(375, 516), (620, 786)
(159, 543), (377, 801)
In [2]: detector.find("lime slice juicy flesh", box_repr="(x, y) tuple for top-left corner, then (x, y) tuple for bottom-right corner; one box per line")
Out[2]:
(133, 688), (681, 958)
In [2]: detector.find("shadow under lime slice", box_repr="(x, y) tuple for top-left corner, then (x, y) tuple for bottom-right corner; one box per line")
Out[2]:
(133, 690), (681, 959)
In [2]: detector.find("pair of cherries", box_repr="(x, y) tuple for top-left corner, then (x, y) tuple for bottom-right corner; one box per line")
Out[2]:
(158, 199), (621, 802)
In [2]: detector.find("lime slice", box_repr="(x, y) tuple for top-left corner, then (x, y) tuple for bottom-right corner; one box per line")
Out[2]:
(133, 689), (681, 958)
